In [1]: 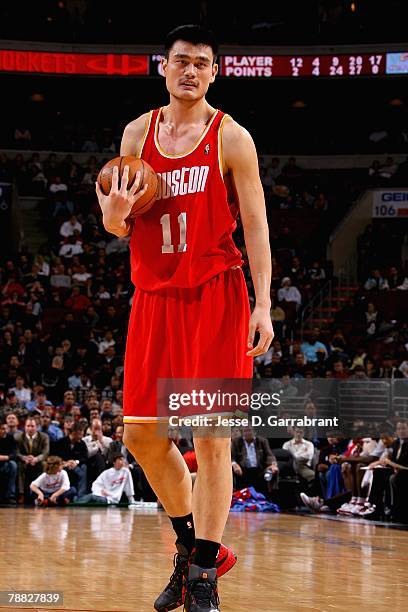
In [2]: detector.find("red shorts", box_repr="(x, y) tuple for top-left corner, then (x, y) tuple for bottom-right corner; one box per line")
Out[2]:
(123, 267), (253, 423)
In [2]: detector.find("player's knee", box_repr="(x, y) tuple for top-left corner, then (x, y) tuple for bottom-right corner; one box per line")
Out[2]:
(194, 436), (231, 462)
(123, 423), (155, 450)
(123, 423), (167, 459)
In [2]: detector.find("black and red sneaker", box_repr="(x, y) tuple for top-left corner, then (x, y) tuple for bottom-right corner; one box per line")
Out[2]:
(183, 564), (220, 612)
(154, 543), (189, 611)
(154, 544), (236, 611)
(215, 543), (237, 578)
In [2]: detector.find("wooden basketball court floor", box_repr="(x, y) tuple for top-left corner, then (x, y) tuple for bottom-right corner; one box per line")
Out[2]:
(1, 507), (407, 612)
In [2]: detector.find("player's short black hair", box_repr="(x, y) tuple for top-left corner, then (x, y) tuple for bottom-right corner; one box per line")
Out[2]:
(164, 24), (218, 61)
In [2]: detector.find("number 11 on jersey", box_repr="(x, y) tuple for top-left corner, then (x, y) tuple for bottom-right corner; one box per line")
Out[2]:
(160, 213), (187, 253)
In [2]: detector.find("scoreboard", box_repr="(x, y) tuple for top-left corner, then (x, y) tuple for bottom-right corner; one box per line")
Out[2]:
(0, 48), (407, 78)
(220, 53), (386, 77)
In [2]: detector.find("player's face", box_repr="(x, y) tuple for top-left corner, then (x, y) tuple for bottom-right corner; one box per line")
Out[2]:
(162, 41), (218, 101)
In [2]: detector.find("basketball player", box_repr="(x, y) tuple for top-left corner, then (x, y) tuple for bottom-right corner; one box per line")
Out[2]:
(96, 25), (273, 612)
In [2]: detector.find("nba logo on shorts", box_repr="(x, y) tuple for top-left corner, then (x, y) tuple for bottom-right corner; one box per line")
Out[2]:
(204, 143), (210, 155)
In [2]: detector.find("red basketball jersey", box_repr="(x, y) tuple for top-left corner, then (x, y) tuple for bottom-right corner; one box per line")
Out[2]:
(129, 107), (243, 291)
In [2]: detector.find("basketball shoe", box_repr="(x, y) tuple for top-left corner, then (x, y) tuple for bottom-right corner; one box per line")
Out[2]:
(300, 493), (324, 512)
(154, 543), (236, 611)
(183, 565), (220, 612)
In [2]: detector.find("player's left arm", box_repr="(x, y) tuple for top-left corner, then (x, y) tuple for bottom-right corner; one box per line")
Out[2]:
(222, 119), (274, 356)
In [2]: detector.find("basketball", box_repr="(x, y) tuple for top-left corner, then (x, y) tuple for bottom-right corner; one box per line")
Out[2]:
(97, 155), (158, 217)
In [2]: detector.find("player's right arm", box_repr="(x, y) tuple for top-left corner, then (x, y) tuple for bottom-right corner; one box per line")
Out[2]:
(95, 113), (150, 237)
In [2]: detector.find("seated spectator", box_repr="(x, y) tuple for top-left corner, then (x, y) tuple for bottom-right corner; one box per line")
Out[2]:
(270, 298), (286, 339)
(56, 389), (81, 416)
(64, 286), (91, 312)
(276, 374), (298, 399)
(348, 430), (396, 517)
(386, 266), (407, 290)
(379, 156), (398, 179)
(60, 215), (82, 238)
(281, 156), (303, 179)
(316, 431), (349, 499)
(95, 283), (111, 301)
(308, 261), (326, 283)
(38, 411), (64, 443)
(34, 255), (50, 278)
(1, 275), (26, 299)
(301, 334), (328, 363)
(334, 436), (378, 514)
(399, 353), (408, 378)
(5, 413), (21, 437)
(364, 420), (408, 522)
(59, 236), (84, 259)
(363, 301), (381, 337)
(83, 418), (112, 488)
(314, 193), (328, 212)
(10, 375), (32, 407)
(53, 422), (88, 497)
(49, 175), (68, 194)
(332, 360), (349, 379)
(368, 159), (381, 180)
(0, 420), (18, 503)
(26, 389), (53, 414)
(283, 427), (315, 485)
(62, 415), (75, 437)
(30, 455), (76, 506)
(14, 125), (32, 148)
(378, 354), (404, 379)
(98, 330), (115, 355)
(231, 426), (278, 495)
(75, 453), (136, 506)
(81, 133), (99, 153)
(15, 416), (49, 502)
(107, 425), (128, 465)
(277, 277), (302, 310)
(364, 269), (389, 291)
(72, 264), (92, 285)
(50, 264), (72, 290)
(41, 357), (67, 405)
(102, 417), (113, 437)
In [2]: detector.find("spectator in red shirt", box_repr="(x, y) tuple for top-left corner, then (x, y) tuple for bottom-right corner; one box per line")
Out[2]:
(64, 286), (91, 312)
(1, 276), (25, 299)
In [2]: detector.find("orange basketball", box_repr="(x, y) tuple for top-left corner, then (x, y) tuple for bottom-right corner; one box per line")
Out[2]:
(97, 155), (158, 217)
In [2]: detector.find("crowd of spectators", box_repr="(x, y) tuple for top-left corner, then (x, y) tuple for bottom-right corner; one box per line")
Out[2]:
(230, 420), (408, 523)
(0, 134), (407, 525)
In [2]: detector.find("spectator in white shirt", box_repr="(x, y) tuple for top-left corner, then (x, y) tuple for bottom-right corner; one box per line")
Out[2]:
(49, 176), (68, 194)
(83, 419), (112, 457)
(10, 375), (32, 407)
(283, 427), (315, 482)
(59, 237), (84, 258)
(83, 418), (112, 485)
(34, 255), (50, 277)
(95, 284), (111, 300)
(277, 277), (302, 310)
(30, 455), (76, 506)
(98, 330), (116, 355)
(72, 264), (92, 285)
(364, 269), (389, 291)
(60, 215), (82, 238)
(75, 454), (136, 505)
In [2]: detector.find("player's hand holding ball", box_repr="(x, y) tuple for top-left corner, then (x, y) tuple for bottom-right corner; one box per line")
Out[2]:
(95, 156), (158, 234)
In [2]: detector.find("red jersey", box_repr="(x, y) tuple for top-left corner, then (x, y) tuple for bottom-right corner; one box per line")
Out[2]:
(129, 107), (243, 291)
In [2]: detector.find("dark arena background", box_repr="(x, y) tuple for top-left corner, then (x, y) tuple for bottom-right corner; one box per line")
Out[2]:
(0, 2), (407, 611)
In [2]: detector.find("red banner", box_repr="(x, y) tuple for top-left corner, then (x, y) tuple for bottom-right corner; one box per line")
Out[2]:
(0, 50), (149, 76)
